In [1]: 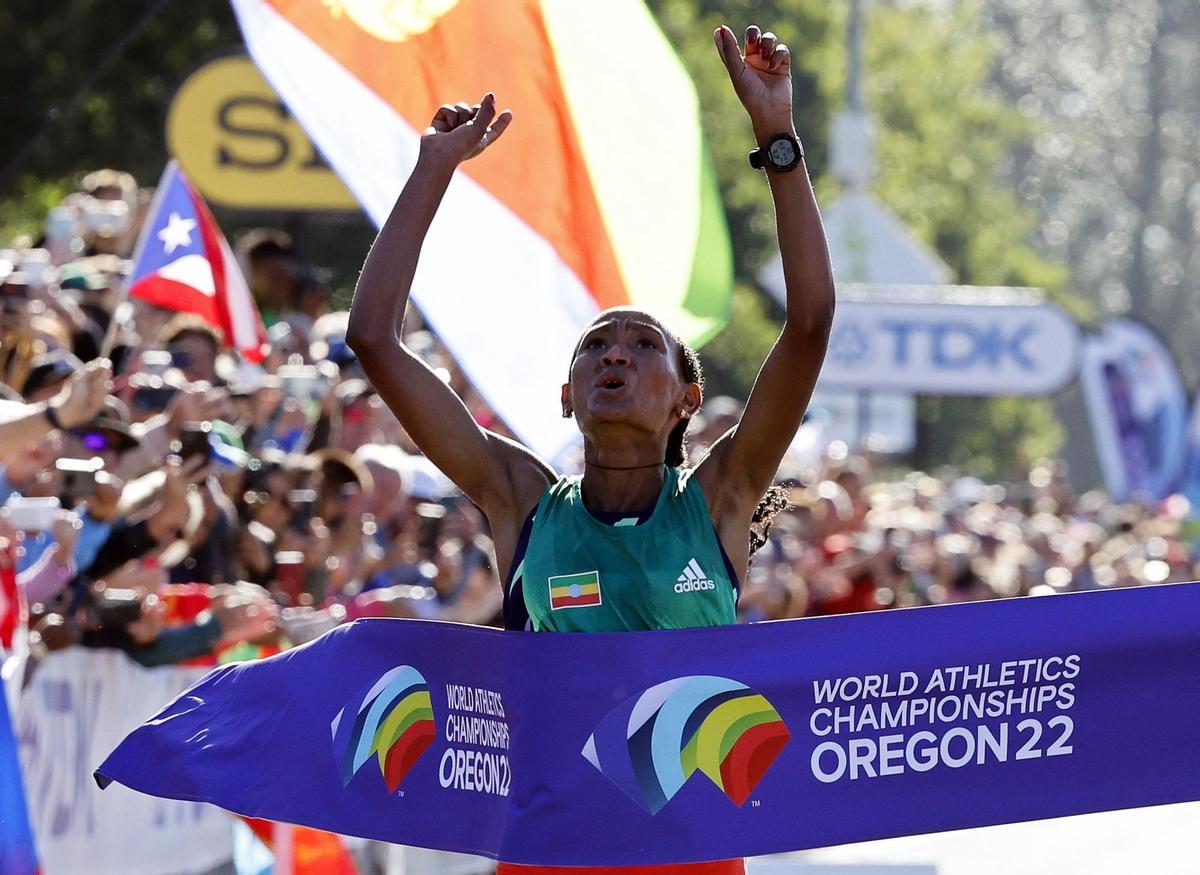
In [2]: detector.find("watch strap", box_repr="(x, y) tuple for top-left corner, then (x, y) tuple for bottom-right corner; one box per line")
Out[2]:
(748, 133), (804, 172)
(43, 404), (65, 432)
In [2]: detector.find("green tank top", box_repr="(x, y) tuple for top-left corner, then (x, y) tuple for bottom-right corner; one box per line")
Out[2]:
(518, 466), (737, 632)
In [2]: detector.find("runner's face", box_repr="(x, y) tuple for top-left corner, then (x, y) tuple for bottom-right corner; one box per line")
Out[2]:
(566, 310), (686, 435)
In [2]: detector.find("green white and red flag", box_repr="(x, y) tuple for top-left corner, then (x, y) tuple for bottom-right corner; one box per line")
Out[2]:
(231, 0), (732, 458)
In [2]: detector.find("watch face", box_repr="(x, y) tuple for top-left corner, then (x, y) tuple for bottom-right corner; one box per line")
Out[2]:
(768, 138), (796, 167)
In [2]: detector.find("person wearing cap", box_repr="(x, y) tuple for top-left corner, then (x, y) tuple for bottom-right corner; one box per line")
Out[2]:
(159, 315), (224, 386)
(21, 349), (85, 402)
(63, 414), (140, 477)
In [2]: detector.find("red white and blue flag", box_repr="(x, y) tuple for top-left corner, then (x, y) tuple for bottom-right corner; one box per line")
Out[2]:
(128, 162), (268, 362)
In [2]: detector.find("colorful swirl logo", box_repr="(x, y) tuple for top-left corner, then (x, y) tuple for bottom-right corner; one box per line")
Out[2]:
(582, 676), (790, 814)
(332, 665), (436, 793)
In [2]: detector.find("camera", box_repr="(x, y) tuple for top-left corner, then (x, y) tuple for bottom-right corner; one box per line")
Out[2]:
(415, 502), (447, 554)
(131, 382), (179, 413)
(277, 364), (329, 402)
(92, 588), (145, 626)
(287, 489), (317, 531)
(57, 457), (104, 503)
(176, 421), (212, 464)
(140, 350), (173, 376)
(5, 496), (61, 531)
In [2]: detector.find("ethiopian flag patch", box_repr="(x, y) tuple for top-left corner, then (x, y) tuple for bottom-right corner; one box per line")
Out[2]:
(549, 571), (603, 610)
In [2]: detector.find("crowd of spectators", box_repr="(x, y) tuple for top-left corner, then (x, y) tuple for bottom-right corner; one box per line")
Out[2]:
(0, 167), (1192, 678)
(0, 168), (506, 674)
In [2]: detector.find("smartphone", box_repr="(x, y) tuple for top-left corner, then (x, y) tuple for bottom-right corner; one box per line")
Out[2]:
(177, 421), (212, 463)
(93, 588), (144, 626)
(132, 383), (179, 413)
(1, 274), (28, 299)
(57, 457), (103, 503)
(415, 502), (447, 553)
(277, 364), (323, 402)
(168, 348), (194, 371)
(141, 350), (173, 376)
(19, 249), (51, 287)
(5, 496), (62, 532)
(44, 206), (78, 243)
(79, 198), (130, 237)
(287, 489), (317, 531)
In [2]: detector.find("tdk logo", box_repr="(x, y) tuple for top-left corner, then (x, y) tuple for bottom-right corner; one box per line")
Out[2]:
(675, 558), (716, 593)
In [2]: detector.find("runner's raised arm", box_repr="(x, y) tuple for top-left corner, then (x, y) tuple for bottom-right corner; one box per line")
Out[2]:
(347, 95), (554, 516)
(696, 26), (836, 527)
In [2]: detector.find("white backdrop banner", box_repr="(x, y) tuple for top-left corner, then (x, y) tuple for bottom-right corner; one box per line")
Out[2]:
(15, 648), (232, 875)
(818, 298), (1079, 395)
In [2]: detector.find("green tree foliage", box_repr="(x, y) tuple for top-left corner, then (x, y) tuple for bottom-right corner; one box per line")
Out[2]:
(987, 0), (1200, 382)
(0, 0), (241, 191)
(649, 0), (1070, 477)
(859, 1), (1070, 476)
(646, 0), (839, 281)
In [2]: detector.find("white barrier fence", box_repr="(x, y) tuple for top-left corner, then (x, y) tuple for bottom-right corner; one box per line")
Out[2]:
(12, 647), (498, 875)
(14, 648), (233, 875)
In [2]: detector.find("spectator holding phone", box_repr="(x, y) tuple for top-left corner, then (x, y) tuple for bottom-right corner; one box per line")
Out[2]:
(0, 358), (111, 458)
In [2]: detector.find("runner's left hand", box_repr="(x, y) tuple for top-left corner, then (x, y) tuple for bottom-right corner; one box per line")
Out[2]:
(713, 24), (794, 135)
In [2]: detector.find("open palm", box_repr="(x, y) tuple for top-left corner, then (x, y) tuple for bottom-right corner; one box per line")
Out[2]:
(714, 25), (794, 132)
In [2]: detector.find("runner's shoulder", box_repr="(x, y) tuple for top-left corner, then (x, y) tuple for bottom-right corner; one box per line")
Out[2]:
(479, 429), (556, 524)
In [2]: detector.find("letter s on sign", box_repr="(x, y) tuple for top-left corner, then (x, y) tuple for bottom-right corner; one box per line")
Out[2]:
(217, 95), (290, 170)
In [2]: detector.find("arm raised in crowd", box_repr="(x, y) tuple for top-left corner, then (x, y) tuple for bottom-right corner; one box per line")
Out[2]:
(347, 95), (553, 516)
(0, 359), (110, 458)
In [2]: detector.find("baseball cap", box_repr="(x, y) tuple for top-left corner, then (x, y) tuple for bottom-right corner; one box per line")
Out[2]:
(22, 350), (84, 398)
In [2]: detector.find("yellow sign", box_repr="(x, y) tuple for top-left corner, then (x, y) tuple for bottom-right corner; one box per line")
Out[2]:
(322, 0), (461, 42)
(167, 56), (359, 211)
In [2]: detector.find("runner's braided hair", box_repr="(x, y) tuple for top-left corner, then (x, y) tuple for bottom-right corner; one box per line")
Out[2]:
(670, 341), (789, 564)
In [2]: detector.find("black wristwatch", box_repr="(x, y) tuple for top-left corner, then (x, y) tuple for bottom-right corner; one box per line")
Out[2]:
(748, 133), (804, 172)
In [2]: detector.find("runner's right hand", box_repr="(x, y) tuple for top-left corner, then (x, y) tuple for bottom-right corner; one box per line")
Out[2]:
(419, 93), (513, 165)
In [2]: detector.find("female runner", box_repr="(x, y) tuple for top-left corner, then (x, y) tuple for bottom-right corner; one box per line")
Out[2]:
(348, 22), (834, 875)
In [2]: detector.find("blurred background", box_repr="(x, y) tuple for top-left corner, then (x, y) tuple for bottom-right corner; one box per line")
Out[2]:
(2, 0), (1199, 873)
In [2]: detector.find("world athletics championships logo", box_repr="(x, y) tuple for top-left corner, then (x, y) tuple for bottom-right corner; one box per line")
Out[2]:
(332, 665), (436, 793)
(582, 676), (790, 814)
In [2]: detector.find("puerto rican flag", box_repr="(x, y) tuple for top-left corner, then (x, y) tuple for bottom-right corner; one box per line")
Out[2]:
(128, 162), (268, 362)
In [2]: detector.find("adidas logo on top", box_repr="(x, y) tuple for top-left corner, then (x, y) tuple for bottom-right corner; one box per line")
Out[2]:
(675, 558), (716, 593)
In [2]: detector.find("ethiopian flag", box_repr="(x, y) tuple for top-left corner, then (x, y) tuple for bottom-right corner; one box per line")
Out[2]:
(549, 570), (602, 610)
(232, 0), (732, 459)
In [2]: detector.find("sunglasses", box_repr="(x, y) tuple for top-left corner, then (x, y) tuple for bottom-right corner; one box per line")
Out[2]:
(168, 349), (194, 369)
(78, 431), (113, 452)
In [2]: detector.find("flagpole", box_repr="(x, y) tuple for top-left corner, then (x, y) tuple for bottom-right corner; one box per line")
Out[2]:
(99, 160), (177, 363)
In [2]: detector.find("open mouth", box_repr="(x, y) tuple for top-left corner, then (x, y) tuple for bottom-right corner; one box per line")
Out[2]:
(595, 373), (627, 390)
